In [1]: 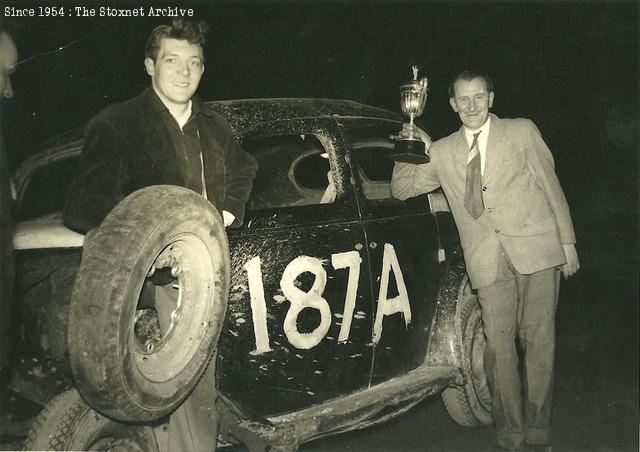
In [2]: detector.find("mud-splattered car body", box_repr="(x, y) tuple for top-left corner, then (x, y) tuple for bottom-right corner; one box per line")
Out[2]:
(10, 98), (468, 448)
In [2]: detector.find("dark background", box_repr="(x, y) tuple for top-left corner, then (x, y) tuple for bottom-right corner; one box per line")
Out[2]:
(2, 1), (638, 450)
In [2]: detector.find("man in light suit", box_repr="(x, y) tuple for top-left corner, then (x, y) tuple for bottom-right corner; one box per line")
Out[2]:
(392, 70), (579, 452)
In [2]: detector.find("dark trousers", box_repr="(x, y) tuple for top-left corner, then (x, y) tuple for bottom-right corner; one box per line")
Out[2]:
(166, 362), (218, 452)
(477, 247), (560, 449)
(154, 285), (219, 451)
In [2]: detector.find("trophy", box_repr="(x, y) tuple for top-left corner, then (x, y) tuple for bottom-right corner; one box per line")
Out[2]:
(391, 66), (430, 164)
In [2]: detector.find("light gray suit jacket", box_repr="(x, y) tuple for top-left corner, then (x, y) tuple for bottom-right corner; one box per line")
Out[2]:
(392, 114), (576, 288)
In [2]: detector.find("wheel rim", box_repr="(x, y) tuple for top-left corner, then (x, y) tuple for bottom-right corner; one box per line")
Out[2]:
(132, 232), (217, 382)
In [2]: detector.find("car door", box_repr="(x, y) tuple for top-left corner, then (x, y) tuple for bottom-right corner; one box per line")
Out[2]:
(337, 117), (446, 385)
(12, 148), (85, 365)
(217, 118), (375, 416)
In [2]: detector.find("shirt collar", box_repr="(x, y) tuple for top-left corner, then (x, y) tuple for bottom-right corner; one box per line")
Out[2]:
(463, 115), (491, 143)
(191, 95), (214, 117)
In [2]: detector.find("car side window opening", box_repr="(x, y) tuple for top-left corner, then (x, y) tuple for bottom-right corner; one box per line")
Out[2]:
(16, 156), (79, 221)
(351, 142), (397, 201)
(352, 139), (449, 213)
(242, 134), (339, 210)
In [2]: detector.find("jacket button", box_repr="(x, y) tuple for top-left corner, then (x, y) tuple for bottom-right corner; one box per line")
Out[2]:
(495, 229), (501, 233)
(482, 186), (487, 191)
(487, 207), (494, 212)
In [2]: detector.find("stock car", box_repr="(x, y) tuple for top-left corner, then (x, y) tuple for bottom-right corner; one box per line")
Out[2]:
(7, 98), (492, 450)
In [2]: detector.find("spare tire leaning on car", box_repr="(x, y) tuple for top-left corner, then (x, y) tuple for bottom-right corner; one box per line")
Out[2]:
(68, 185), (230, 422)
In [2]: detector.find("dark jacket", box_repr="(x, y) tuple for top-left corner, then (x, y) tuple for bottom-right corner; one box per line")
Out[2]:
(63, 88), (257, 233)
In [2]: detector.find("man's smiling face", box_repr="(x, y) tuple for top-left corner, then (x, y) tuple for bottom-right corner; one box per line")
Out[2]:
(144, 38), (204, 110)
(449, 76), (494, 130)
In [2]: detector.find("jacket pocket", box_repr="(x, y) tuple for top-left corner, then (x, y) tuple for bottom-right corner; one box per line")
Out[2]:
(501, 216), (557, 237)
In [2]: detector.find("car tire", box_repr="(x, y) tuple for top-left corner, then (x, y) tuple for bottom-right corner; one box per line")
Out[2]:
(23, 388), (159, 451)
(68, 185), (230, 422)
(442, 277), (493, 427)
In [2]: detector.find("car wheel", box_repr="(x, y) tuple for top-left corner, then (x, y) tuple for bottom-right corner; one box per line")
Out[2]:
(23, 389), (159, 451)
(68, 185), (230, 422)
(442, 277), (493, 427)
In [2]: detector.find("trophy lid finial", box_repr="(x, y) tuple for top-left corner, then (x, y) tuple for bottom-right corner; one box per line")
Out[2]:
(411, 65), (419, 81)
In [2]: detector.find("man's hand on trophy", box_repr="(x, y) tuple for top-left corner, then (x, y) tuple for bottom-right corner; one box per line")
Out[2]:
(391, 124), (432, 153)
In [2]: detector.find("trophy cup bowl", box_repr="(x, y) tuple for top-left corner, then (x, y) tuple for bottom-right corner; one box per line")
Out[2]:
(391, 70), (430, 164)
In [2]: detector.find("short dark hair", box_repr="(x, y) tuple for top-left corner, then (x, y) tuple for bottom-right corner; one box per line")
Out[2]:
(448, 70), (494, 97)
(145, 19), (209, 62)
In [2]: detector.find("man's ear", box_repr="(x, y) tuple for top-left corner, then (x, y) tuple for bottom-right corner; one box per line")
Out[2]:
(144, 57), (155, 77)
(488, 91), (494, 109)
(449, 97), (458, 112)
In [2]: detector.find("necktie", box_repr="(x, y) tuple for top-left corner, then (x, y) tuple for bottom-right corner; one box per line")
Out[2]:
(464, 131), (484, 219)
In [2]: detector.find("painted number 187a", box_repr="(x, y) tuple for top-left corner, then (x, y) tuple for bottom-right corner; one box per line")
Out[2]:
(243, 244), (411, 355)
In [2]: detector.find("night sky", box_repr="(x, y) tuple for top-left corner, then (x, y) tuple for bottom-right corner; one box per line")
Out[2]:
(4, 1), (638, 155)
(2, 1), (638, 445)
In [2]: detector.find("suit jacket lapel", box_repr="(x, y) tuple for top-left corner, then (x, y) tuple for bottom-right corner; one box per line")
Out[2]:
(143, 121), (184, 185)
(197, 115), (226, 195)
(135, 91), (184, 186)
(484, 113), (507, 179)
(453, 127), (469, 167)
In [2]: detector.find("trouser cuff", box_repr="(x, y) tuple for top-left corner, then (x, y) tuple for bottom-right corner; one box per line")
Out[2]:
(497, 429), (525, 449)
(526, 426), (550, 445)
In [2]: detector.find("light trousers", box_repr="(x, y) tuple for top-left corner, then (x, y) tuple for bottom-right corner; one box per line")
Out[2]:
(476, 247), (560, 449)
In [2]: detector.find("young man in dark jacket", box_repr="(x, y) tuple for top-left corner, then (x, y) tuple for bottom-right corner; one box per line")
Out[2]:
(64, 20), (256, 232)
(63, 19), (257, 451)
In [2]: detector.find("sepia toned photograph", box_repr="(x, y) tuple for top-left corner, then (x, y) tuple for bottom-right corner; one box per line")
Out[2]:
(0, 1), (637, 451)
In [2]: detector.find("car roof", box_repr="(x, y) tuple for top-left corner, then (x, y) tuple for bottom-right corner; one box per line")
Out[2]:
(209, 98), (401, 127)
(29, 98), (400, 155)
(14, 98), (401, 200)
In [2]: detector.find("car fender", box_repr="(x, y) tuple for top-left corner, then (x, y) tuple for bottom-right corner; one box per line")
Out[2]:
(423, 245), (467, 371)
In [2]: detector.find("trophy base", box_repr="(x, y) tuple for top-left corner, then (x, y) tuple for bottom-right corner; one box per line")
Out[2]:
(391, 139), (430, 164)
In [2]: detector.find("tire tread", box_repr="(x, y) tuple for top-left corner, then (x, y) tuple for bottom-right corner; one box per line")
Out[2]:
(23, 390), (88, 451)
(68, 185), (229, 421)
